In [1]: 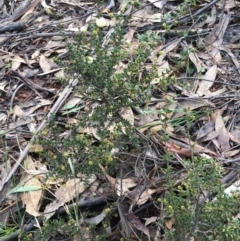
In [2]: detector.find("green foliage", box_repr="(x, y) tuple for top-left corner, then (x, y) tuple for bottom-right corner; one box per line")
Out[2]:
(159, 156), (240, 241)
(34, 15), (161, 179)
(67, 21), (158, 109)
(17, 4), (240, 241)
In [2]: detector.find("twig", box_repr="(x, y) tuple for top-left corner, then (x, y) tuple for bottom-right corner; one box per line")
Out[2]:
(9, 83), (25, 110)
(176, 0), (221, 24)
(8, 70), (55, 95)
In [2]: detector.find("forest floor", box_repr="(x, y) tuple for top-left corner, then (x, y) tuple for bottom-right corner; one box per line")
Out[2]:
(1, 0), (240, 240)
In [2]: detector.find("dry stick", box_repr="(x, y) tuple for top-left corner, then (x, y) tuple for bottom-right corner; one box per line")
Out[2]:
(1, 78), (79, 194)
(176, 0), (221, 24)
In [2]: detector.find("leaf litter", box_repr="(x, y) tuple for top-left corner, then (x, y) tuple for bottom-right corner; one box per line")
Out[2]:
(1, 0), (240, 240)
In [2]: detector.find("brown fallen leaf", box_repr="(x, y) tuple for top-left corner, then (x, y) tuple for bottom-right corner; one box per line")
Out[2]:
(196, 122), (215, 140)
(143, 216), (157, 226)
(164, 141), (191, 158)
(127, 212), (150, 241)
(215, 110), (230, 152)
(197, 65), (217, 96)
(39, 54), (52, 73)
(20, 156), (43, 217)
(44, 174), (96, 219)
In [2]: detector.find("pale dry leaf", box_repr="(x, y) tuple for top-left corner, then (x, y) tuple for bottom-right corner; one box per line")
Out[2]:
(39, 54), (52, 73)
(11, 55), (26, 70)
(205, 5), (217, 26)
(215, 112), (230, 152)
(148, 0), (166, 9)
(189, 52), (205, 73)
(24, 99), (52, 116)
(89, 179), (100, 193)
(61, 97), (83, 111)
(119, 107), (134, 125)
(55, 175), (96, 200)
(124, 28), (135, 44)
(37, 68), (62, 76)
(224, 179), (240, 196)
(204, 12), (230, 47)
(218, 0), (236, 9)
(99, 164), (116, 186)
(11, 55), (26, 63)
(172, 99), (209, 118)
(220, 46), (240, 75)
(20, 156), (43, 217)
(144, 216), (158, 226)
(44, 174), (96, 219)
(119, 0), (132, 12)
(131, 9), (148, 22)
(166, 219), (173, 229)
(196, 122), (215, 140)
(21, 0), (41, 19)
(229, 129), (240, 144)
(77, 119), (116, 140)
(58, 0), (94, 7)
(200, 128), (224, 142)
(45, 40), (66, 49)
(41, 0), (54, 9)
(137, 189), (157, 205)
(158, 38), (182, 65)
(54, 69), (65, 78)
(135, 105), (159, 127)
(155, 61), (170, 79)
(0, 58), (4, 68)
(31, 50), (40, 59)
(205, 12), (230, 63)
(118, 202), (132, 238)
(197, 65), (217, 96)
(209, 44), (222, 64)
(0, 160), (11, 191)
(147, 13), (163, 23)
(13, 105), (24, 117)
(224, 149), (240, 158)
(86, 13), (96, 23)
(127, 212), (150, 241)
(116, 178), (137, 196)
(85, 211), (106, 225)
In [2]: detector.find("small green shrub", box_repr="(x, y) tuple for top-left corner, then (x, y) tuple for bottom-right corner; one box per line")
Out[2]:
(158, 155), (240, 241)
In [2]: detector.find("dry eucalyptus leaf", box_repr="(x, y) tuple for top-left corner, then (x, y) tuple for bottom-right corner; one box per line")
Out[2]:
(197, 65), (217, 96)
(44, 174), (96, 219)
(20, 156), (43, 217)
(39, 55), (52, 73)
(148, 0), (166, 9)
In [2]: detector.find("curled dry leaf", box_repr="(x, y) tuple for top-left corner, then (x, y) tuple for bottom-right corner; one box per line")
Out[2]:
(44, 174), (96, 219)
(148, 0), (166, 9)
(197, 65), (217, 96)
(39, 54), (52, 73)
(215, 111), (230, 152)
(20, 156), (43, 217)
(127, 212), (150, 241)
(143, 216), (158, 226)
